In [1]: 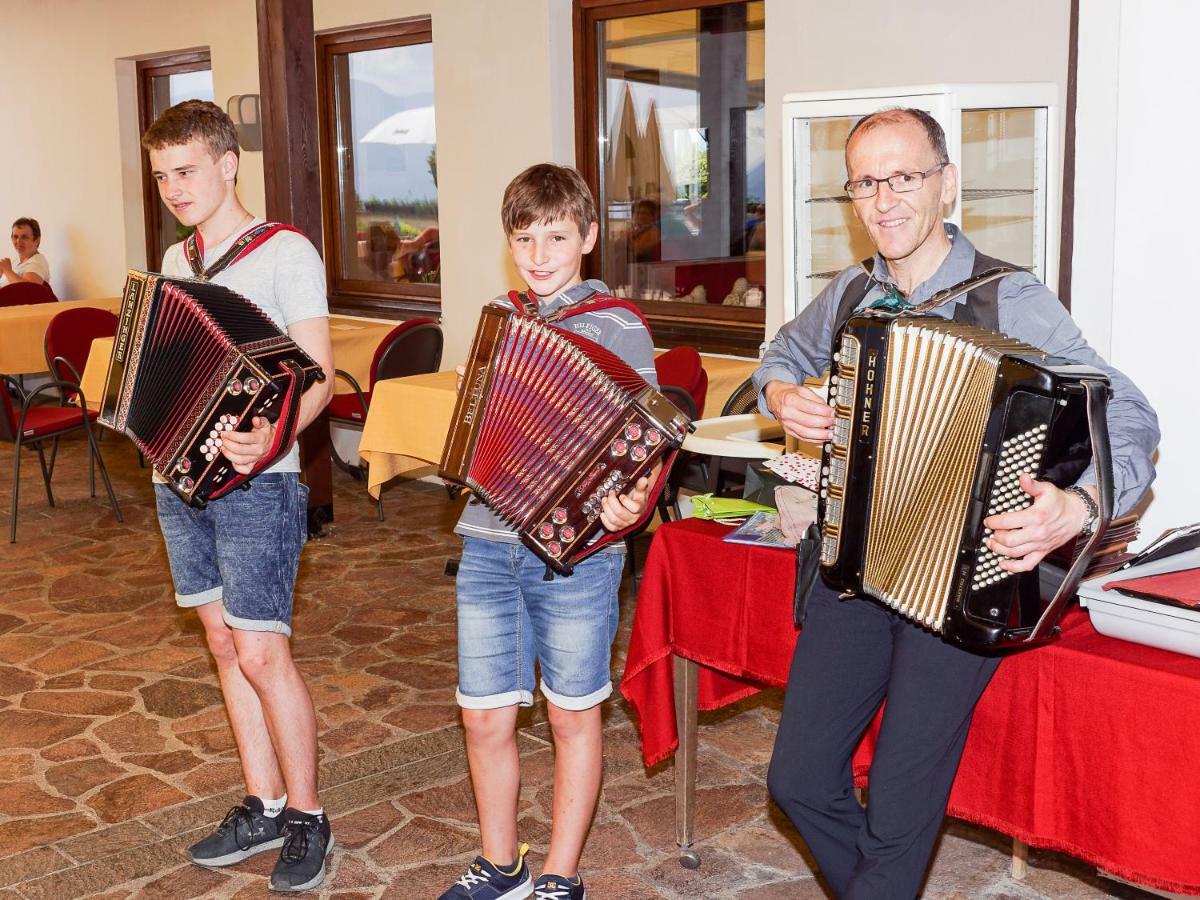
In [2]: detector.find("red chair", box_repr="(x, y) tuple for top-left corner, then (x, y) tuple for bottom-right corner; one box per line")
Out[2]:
(329, 318), (444, 518)
(2, 374), (122, 543)
(45, 307), (118, 401)
(654, 345), (708, 417)
(0, 281), (57, 307)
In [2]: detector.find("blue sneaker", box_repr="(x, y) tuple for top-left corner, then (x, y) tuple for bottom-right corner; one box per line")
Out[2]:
(533, 873), (586, 900)
(438, 843), (532, 899)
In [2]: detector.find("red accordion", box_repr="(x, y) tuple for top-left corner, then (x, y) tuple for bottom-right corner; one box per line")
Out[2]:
(440, 303), (691, 574)
(98, 270), (325, 507)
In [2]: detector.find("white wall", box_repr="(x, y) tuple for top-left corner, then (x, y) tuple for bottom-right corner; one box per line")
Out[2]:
(0, 0), (261, 299)
(0, 0), (571, 363)
(1073, 0), (1200, 540)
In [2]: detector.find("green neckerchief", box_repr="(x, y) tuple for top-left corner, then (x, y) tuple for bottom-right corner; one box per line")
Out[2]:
(868, 283), (913, 313)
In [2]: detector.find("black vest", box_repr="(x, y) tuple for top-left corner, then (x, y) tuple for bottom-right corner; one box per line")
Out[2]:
(831, 250), (1009, 357)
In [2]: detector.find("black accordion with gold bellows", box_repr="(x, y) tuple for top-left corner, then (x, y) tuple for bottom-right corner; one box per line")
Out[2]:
(441, 303), (691, 575)
(819, 313), (1113, 650)
(98, 271), (325, 507)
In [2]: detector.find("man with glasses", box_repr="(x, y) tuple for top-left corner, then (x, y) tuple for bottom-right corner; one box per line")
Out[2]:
(753, 108), (1158, 898)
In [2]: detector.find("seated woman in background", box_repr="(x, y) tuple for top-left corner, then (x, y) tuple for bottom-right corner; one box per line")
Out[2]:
(0, 217), (50, 287)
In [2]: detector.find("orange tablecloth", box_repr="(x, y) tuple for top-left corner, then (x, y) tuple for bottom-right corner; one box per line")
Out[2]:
(80, 314), (396, 412)
(357, 370), (458, 496)
(0, 297), (122, 374)
(622, 519), (1200, 896)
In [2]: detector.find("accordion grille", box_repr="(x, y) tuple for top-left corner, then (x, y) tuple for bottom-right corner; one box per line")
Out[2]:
(467, 315), (631, 526)
(126, 283), (234, 458)
(123, 279), (281, 460)
(861, 320), (1037, 628)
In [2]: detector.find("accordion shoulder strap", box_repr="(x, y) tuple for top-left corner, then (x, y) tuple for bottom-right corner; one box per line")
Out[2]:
(1027, 378), (1114, 643)
(553, 294), (652, 331)
(185, 222), (304, 280)
(833, 250), (1015, 342)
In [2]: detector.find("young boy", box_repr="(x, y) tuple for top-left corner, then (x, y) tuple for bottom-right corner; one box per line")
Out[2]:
(141, 100), (336, 892)
(440, 164), (658, 900)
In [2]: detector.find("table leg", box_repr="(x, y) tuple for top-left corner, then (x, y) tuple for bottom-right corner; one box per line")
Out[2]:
(673, 653), (701, 869)
(1011, 837), (1029, 879)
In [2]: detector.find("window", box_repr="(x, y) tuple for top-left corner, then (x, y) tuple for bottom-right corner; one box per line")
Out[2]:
(317, 18), (440, 317)
(137, 51), (214, 270)
(576, 0), (765, 356)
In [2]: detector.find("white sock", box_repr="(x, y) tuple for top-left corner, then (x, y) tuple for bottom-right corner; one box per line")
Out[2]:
(261, 795), (287, 818)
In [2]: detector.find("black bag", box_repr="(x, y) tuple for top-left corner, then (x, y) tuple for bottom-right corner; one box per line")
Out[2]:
(793, 522), (822, 626)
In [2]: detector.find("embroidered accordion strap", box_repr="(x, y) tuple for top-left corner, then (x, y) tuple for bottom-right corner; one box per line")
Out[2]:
(184, 222), (303, 280)
(505, 287), (653, 333)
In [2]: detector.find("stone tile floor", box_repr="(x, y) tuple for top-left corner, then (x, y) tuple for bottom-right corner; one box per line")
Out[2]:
(0, 432), (1160, 898)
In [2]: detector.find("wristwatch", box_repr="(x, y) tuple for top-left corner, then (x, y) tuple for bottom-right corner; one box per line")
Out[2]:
(1064, 485), (1100, 535)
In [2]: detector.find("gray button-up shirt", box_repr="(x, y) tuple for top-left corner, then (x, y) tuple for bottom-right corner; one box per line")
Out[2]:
(754, 225), (1159, 516)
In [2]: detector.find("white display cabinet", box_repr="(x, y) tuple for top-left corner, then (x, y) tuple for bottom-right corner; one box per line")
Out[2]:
(780, 84), (1060, 322)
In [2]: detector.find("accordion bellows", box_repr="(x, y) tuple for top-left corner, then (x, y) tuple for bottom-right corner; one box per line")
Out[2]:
(441, 304), (690, 574)
(99, 270), (325, 507)
(820, 315), (1107, 649)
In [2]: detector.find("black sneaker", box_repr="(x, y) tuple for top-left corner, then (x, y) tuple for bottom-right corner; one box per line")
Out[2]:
(186, 796), (285, 867)
(438, 843), (533, 899)
(532, 873), (586, 900)
(268, 809), (334, 893)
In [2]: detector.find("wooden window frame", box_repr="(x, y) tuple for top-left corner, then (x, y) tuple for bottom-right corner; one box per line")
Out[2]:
(316, 17), (440, 319)
(573, 0), (766, 356)
(137, 49), (212, 270)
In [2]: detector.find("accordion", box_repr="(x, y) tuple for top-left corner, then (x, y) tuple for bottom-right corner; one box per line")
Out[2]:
(99, 270), (325, 507)
(441, 304), (690, 575)
(819, 314), (1112, 650)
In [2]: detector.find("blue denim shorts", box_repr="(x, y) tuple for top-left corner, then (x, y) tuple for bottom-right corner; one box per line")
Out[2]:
(455, 537), (624, 711)
(154, 473), (308, 636)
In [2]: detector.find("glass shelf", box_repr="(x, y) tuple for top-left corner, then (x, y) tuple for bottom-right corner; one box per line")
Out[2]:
(963, 188), (1034, 201)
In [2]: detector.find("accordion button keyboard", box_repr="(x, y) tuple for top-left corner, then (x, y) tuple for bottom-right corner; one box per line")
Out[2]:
(245, 378), (261, 395)
(547, 541), (563, 557)
(538, 523), (555, 540)
(228, 379), (243, 395)
(611, 439), (628, 457)
(560, 526), (576, 542)
(645, 428), (662, 446)
(551, 507), (568, 525)
(624, 423), (643, 441)
(631, 445), (648, 463)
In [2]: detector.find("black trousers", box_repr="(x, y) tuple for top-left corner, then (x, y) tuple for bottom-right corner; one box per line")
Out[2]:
(766, 581), (1002, 899)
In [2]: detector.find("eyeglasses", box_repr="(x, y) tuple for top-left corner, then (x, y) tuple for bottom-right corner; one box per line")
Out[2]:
(844, 163), (947, 200)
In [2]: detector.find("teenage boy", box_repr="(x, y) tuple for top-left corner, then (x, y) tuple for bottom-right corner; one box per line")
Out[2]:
(440, 164), (658, 900)
(141, 100), (336, 893)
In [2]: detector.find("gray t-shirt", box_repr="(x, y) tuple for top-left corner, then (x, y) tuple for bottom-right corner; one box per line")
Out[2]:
(156, 218), (329, 476)
(454, 279), (658, 546)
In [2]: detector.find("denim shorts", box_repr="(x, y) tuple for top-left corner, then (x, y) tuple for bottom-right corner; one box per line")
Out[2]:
(455, 537), (624, 711)
(154, 473), (308, 636)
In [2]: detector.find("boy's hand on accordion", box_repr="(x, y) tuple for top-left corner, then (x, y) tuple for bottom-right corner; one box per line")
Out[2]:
(220, 416), (277, 474)
(764, 381), (834, 442)
(599, 471), (655, 532)
(983, 473), (1088, 572)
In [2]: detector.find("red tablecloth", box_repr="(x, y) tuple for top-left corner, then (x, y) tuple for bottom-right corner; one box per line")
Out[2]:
(620, 518), (1200, 895)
